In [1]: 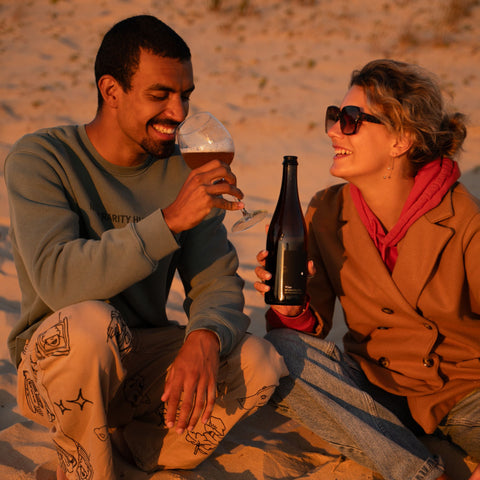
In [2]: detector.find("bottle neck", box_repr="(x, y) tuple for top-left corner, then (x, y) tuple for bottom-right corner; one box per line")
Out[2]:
(281, 162), (299, 202)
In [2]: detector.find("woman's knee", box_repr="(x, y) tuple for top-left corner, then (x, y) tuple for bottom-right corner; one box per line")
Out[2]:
(440, 389), (480, 461)
(264, 328), (309, 363)
(265, 328), (343, 381)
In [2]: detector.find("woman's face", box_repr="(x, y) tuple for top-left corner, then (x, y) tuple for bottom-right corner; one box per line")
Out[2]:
(327, 85), (399, 188)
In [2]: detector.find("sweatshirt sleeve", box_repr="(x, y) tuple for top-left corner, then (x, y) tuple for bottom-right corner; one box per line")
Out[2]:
(4, 136), (179, 312)
(175, 210), (250, 357)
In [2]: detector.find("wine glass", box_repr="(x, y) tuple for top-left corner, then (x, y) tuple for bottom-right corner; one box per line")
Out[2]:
(177, 111), (267, 232)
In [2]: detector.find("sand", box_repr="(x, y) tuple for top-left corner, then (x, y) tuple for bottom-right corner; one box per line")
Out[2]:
(1, 0), (479, 478)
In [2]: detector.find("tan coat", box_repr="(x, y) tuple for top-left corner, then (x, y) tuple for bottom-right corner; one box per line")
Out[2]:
(305, 182), (480, 433)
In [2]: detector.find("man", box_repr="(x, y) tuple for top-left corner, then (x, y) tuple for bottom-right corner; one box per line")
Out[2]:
(5, 15), (287, 480)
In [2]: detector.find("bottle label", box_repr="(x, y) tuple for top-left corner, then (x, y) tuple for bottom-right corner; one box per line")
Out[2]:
(269, 242), (307, 303)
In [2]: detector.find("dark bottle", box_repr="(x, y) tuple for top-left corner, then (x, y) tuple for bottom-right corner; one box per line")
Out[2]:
(265, 155), (307, 305)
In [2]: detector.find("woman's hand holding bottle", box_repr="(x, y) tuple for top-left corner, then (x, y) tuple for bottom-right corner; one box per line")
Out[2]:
(254, 249), (315, 317)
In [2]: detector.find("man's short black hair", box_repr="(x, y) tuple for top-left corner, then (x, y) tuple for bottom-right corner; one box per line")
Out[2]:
(94, 15), (191, 106)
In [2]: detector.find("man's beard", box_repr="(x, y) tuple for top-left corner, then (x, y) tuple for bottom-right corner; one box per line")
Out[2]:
(141, 137), (176, 159)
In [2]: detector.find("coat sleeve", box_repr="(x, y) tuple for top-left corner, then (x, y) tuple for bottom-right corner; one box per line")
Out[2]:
(464, 209), (480, 314)
(303, 191), (339, 338)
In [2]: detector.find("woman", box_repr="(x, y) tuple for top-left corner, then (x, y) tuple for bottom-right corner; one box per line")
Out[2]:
(255, 59), (480, 480)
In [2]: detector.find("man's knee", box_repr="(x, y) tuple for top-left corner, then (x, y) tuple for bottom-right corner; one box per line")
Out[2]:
(239, 334), (288, 385)
(35, 301), (132, 364)
(60, 300), (120, 332)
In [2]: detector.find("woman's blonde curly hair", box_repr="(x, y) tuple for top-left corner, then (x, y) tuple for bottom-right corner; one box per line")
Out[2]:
(350, 59), (467, 175)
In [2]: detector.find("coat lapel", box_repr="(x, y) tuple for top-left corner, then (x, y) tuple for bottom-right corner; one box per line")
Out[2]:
(340, 188), (400, 300)
(340, 186), (455, 311)
(392, 190), (455, 308)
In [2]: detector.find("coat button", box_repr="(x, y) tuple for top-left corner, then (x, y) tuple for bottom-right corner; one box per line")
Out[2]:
(423, 357), (434, 367)
(379, 357), (390, 367)
(381, 307), (394, 314)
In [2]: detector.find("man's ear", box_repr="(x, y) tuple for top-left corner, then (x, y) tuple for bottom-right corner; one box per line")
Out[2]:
(97, 75), (121, 108)
(391, 132), (413, 158)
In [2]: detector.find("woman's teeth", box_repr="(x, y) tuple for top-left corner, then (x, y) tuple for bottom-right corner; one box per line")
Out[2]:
(334, 147), (352, 156)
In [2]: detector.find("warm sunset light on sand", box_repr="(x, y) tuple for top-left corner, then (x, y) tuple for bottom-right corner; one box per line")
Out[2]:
(1, 1), (479, 478)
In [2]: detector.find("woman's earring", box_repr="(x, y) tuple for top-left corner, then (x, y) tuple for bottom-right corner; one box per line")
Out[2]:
(383, 157), (395, 179)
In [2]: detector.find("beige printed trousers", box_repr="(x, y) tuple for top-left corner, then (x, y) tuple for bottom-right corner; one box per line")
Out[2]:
(17, 301), (288, 480)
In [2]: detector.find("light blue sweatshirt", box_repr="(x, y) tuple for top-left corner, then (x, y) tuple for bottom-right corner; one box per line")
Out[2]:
(5, 125), (249, 366)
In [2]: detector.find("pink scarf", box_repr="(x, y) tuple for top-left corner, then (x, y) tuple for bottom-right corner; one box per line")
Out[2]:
(350, 158), (460, 273)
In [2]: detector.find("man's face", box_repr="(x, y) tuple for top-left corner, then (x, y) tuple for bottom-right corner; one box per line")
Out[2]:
(116, 50), (194, 159)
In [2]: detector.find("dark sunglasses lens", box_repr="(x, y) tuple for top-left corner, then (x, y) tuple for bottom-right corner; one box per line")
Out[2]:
(342, 107), (360, 135)
(325, 106), (340, 133)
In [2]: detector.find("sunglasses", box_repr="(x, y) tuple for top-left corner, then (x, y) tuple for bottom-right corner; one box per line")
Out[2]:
(325, 105), (382, 135)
